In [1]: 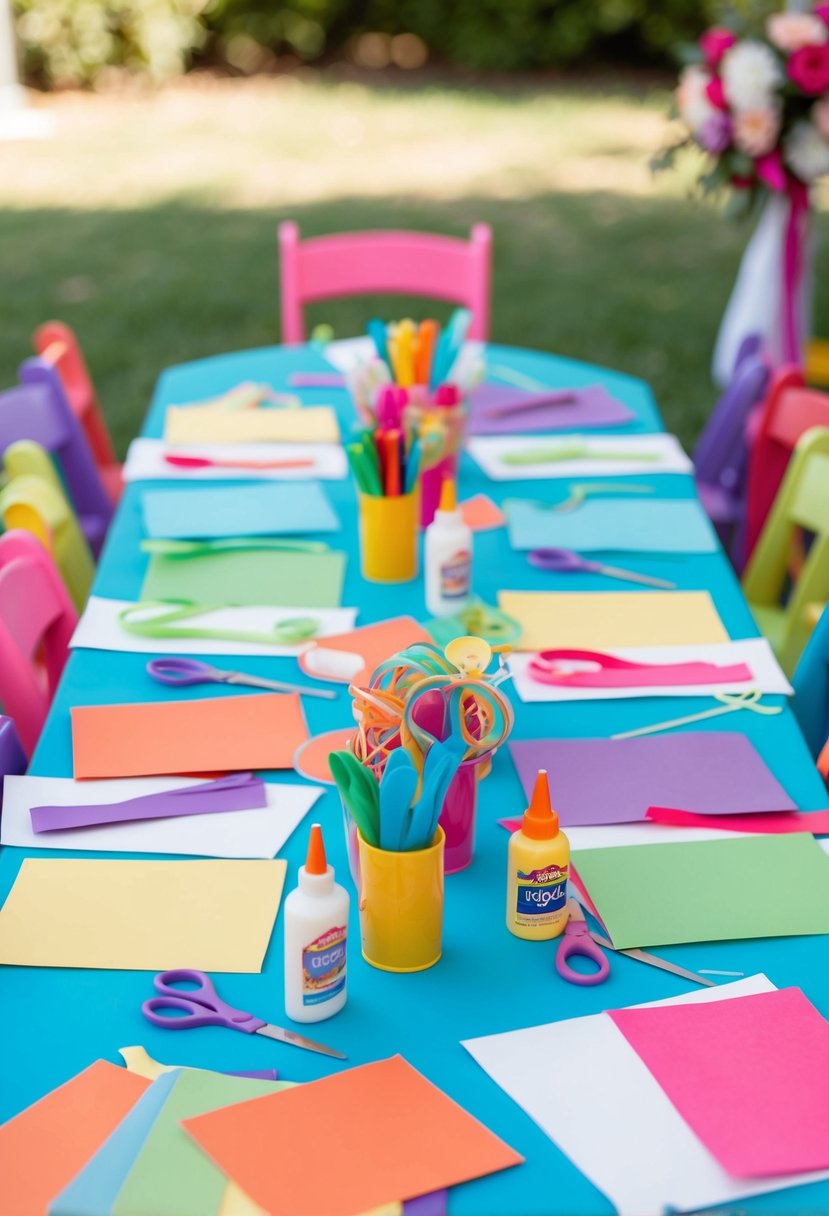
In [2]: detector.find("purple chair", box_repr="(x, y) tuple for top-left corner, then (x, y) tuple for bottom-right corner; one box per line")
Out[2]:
(693, 334), (770, 569)
(0, 715), (27, 797)
(0, 358), (112, 557)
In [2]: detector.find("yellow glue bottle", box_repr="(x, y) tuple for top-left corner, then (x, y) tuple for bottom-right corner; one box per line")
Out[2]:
(506, 768), (570, 940)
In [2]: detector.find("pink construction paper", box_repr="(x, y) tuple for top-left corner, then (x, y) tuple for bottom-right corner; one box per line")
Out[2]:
(508, 733), (798, 827)
(610, 988), (829, 1178)
(646, 806), (829, 834)
(466, 383), (635, 435)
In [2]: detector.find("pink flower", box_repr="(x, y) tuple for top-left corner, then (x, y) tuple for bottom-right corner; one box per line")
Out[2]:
(698, 111), (733, 154)
(817, 6), (829, 29)
(705, 75), (728, 110)
(789, 42), (829, 94)
(733, 107), (781, 157)
(767, 12), (827, 53)
(700, 27), (736, 69)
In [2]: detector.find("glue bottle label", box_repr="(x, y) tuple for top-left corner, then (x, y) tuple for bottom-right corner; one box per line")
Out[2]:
(301, 925), (347, 1006)
(439, 549), (471, 600)
(514, 863), (568, 925)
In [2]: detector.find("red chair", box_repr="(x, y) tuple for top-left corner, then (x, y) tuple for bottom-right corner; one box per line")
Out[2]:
(278, 221), (492, 345)
(33, 320), (123, 504)
(744, 366), (829, 563)
(0, 530), (77, 757)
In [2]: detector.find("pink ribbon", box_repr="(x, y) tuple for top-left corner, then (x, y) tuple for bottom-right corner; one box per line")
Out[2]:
(756, 153), (809, 365)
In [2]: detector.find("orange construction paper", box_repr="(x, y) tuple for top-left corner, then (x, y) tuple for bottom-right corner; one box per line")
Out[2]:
(71, 693), (308, 779)
(460, 494), (505, 532)
(0, 1060), (149, 1215)
(182, 1055), (522, 1216)
(297, 617), (432, 685)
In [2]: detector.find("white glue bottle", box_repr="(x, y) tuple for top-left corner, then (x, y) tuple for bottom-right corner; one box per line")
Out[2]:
(424, 478), (472, 617)
(283, 823), (349, 1023)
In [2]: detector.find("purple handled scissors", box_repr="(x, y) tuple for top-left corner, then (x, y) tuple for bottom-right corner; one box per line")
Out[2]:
(527, 547), (676, 589)
(142, 969), (345, 1059)
(555, 901), (611, 986)
(146, 658), (336, 700)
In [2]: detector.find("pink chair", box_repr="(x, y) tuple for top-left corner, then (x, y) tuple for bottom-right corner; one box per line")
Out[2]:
(33, 321), (123, 504)
(0, 530), (77, 758)
(278, 221), (492, 345)
(744, 366), (829, 562)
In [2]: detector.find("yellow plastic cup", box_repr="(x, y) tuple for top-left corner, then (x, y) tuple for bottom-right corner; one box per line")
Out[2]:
(358, 489), (419, 583)
(356, 827), (445, 972)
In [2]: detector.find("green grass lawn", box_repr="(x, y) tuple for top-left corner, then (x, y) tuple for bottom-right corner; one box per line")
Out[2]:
(2, 73), (828, 455)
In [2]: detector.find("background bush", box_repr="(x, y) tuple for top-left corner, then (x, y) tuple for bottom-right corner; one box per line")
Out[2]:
(13, 0), (724, 88)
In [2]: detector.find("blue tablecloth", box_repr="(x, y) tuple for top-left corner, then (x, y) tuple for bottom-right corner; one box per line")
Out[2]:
(5, 344), (828, 1215)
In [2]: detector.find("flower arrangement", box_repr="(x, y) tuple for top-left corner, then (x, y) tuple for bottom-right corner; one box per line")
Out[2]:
(661, 6), (829, 379)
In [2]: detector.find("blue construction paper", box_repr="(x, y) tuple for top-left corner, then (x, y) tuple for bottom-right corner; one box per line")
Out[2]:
(49, 1071), (179, 1216)
(504, 497), (719, 553)
(141, 482), (340, 540)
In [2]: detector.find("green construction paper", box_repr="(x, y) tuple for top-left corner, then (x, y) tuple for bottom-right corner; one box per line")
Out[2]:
(113, 1068), (292, 1216)
(574, 832), (829, 950)
(141, 548), (347, 608)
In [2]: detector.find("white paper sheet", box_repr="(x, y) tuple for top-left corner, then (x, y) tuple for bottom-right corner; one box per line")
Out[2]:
(1, 775), (324, 859)
(463, 976), (829, 1215)
(508, 639), (793, 703)
(123, 439), (348, 482)
(71, 598), (358, 658)
(466, 433), (692, 481)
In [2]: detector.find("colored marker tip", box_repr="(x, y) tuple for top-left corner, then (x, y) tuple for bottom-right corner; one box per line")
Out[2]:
(523, 769), (559, 840)
(305, 823), (328, 874)
(439, 478), (457, 512)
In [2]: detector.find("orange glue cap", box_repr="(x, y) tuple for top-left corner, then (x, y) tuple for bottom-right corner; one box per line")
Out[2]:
(522, 769), (559, 839)
(438, 478), (457, 513)
(305, 823), (328, 874)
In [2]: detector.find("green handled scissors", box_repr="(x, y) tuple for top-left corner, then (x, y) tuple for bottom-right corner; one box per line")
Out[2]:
(119, 602), (320, 647)
(501, 444), (660, 467)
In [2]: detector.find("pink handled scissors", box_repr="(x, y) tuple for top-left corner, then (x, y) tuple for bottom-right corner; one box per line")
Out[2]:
(555, 901), (611, 986)
(142, 969), (345, 1059)
(527, 547), (675, 589)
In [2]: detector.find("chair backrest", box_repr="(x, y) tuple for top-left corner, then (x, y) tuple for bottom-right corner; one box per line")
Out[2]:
(693, 345), (770, 494)
(743, 425), (829, 674)
(0, 530), (77, 757)
(792, 603), (829, 763)
(1, 443), (95, 611)
(0, 715), (27, 788)
(0, 359), (112, 557)
(278, 221), (492, 345)
(744, 366), (829, 561)
(33, 320), (117, 467)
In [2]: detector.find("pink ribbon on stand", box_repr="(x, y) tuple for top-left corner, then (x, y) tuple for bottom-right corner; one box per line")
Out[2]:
(756, 152), (810, 365)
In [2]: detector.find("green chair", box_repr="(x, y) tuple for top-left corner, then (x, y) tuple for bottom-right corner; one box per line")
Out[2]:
(0, 442), (95, 611)
(742, 426), (829, 677)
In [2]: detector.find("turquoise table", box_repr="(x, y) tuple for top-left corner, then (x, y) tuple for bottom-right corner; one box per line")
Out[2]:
(5, 344), (828, 1214)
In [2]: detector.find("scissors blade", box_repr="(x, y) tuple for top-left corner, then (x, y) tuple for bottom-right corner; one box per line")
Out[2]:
(589, 931), (715, 987)
(226, 672), (336, 699)
(255, 1023), (346, 1059)
(596, 564), (676, 590)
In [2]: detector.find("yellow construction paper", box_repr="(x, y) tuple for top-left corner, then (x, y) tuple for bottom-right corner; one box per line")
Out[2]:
(0, 858), (286, 972)
(217, 1181), (402, 1216)
(498, 590), (729, 651)
(165, 406), (341, 445)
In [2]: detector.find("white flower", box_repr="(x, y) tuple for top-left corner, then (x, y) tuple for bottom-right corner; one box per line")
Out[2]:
(721, 40), (784, 112)
(785, 119), (829, 182)
(677, 65), (716, 133)
(767, 12), (827, 53)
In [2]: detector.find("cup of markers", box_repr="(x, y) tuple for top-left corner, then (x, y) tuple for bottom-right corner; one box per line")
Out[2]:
(347, 427), (421, 583)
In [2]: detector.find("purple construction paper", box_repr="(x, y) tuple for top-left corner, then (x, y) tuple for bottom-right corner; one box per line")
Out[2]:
(30, 775), (267, 833)
(403, 1190), (448, 1216)
(466, 383), (635, 435)
(508, 733), (798, 828)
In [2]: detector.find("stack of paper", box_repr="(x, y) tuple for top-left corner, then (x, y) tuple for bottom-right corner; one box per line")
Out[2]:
(123, 439), (348, 481)
(467, 433), (692, 480)
(164, 404), (341, 445)
(141, 482), (340, 540)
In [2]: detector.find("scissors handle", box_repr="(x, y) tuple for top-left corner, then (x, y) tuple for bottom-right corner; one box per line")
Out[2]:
(555, 921), (611, 986)
(143, 969), (265, 1033)
(146, 658), (222, 686)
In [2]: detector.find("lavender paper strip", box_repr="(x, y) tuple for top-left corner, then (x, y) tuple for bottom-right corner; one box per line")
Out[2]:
(403, 1190), (448, 1216)
(30, 774), (266, 834)
(466, 383), (635, 435)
